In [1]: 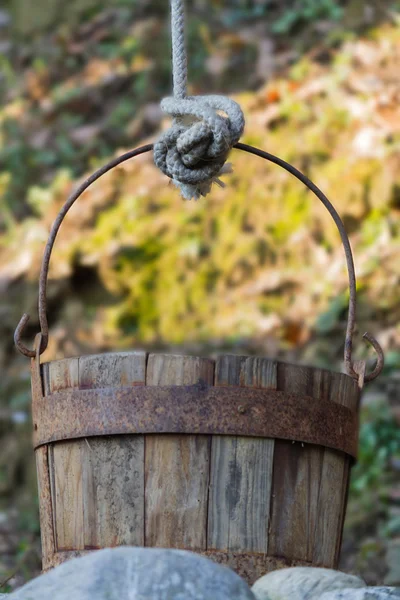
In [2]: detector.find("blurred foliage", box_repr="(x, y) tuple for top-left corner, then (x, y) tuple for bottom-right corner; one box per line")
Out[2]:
(0, 0), (400, 591)
(272, 0), (343, 34)
(351, 402), (400, 514)
(344, 400), (400, 583)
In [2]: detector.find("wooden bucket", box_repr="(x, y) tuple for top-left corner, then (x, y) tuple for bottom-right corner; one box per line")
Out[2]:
(15, 143), (383, 584)
(31, 351), (362, 583)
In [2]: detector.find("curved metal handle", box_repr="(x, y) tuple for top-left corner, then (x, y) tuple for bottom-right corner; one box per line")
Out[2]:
(14, 143), (384, 382)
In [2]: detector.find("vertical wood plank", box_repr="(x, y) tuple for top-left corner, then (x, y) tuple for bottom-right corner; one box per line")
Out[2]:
(208, 355), (276, 552)
(312, 373), (359, 565)
(81, 436), (145, 549)
(208, 355), (245, 551)
(268, 364), (327, 561)
(268, 365), (359, 566)
(49, 440), (85, 550)
(35, 445), (56, 569)
(78, 352), (146, 549)
(46, 353), (147, 551)
(79, 352), (146, 389)
(268, 436), (325, 560)
(43, 358), (79, 393)
(145, 354), (214, 549)
(44, 358), (83, 551)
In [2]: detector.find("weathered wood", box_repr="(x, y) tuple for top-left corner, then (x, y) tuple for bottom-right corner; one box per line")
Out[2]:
(42, 358), (79, 393)
(208, 355), (276, 552)
(268, 364), (359, 566)
(79, 352), (146, 390)
(44, 358), (82, 551)
(312, 370), (361, 565)
(35, 445), (55, 570)
(35, 350), (360, 580)
(78, 353), (146, 549)
(145, 354), (214, 549)
(49, 440), (84, 551)
(45, 353), (146, 552)
(81, 435), (145, 549)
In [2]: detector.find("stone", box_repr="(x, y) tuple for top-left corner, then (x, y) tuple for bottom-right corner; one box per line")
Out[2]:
(320, 588), (400, 599)
(252, 567), (365, 600)
(9, 547), (256, 600)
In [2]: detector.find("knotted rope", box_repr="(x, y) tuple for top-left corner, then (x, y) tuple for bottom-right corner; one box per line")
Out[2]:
(153, 0), (245, 200)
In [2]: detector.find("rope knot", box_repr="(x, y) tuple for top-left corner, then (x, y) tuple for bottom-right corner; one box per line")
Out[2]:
(154, 95), (245, 200)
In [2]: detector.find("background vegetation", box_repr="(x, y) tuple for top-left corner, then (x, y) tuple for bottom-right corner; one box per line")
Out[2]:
(0, 0), (399, 592)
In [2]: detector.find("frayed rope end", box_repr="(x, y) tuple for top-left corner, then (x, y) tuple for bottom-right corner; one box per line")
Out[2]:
(173, 162), (233, 201)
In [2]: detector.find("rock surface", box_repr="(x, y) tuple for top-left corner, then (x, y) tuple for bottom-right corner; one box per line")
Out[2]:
(8, 547), (256, 600)
(252, 567), (366, 600)
(320, 588), (400, 599)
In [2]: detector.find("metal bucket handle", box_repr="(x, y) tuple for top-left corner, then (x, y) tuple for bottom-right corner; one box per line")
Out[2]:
(14, 143), (384, 382)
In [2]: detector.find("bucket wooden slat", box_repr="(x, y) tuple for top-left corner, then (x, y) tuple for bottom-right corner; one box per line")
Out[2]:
(35, 445), (56, 571)
(78, 352), (146, 550)
(311, 373), (357, 565)
(44, 358), (82, 551)
(268, 364), (359, 565)
(208, 355), (276, 553)
(144, 354), (214, 550)
(45, 353), (147, 551)
(79, 353), (147, 389)
(50, 441), (84, 550)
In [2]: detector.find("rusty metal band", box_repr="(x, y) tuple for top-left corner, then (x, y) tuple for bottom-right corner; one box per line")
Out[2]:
(32, 381), (359, 459)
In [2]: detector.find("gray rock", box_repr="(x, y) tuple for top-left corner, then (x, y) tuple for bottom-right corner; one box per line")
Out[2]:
(320, 588), (400, 599)
(252, 567), (365, 600)
(9, 547), (256, 600)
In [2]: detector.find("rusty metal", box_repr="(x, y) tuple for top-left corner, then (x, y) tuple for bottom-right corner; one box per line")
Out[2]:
(15, 143), (384, 382)
(14, 144), (153, 358)
(362, 331), (384, 382)
(235, 143), (384, 382)
(32, 380), (359, 459)
(31, 333), (44, 411)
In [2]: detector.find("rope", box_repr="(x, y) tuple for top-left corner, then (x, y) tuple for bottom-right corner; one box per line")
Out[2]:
(170, 0), (187, 100)
(153, 0), (245, 200)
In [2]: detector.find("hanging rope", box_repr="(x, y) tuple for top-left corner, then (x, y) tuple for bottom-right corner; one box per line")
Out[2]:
(153, 0), (245, 200)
